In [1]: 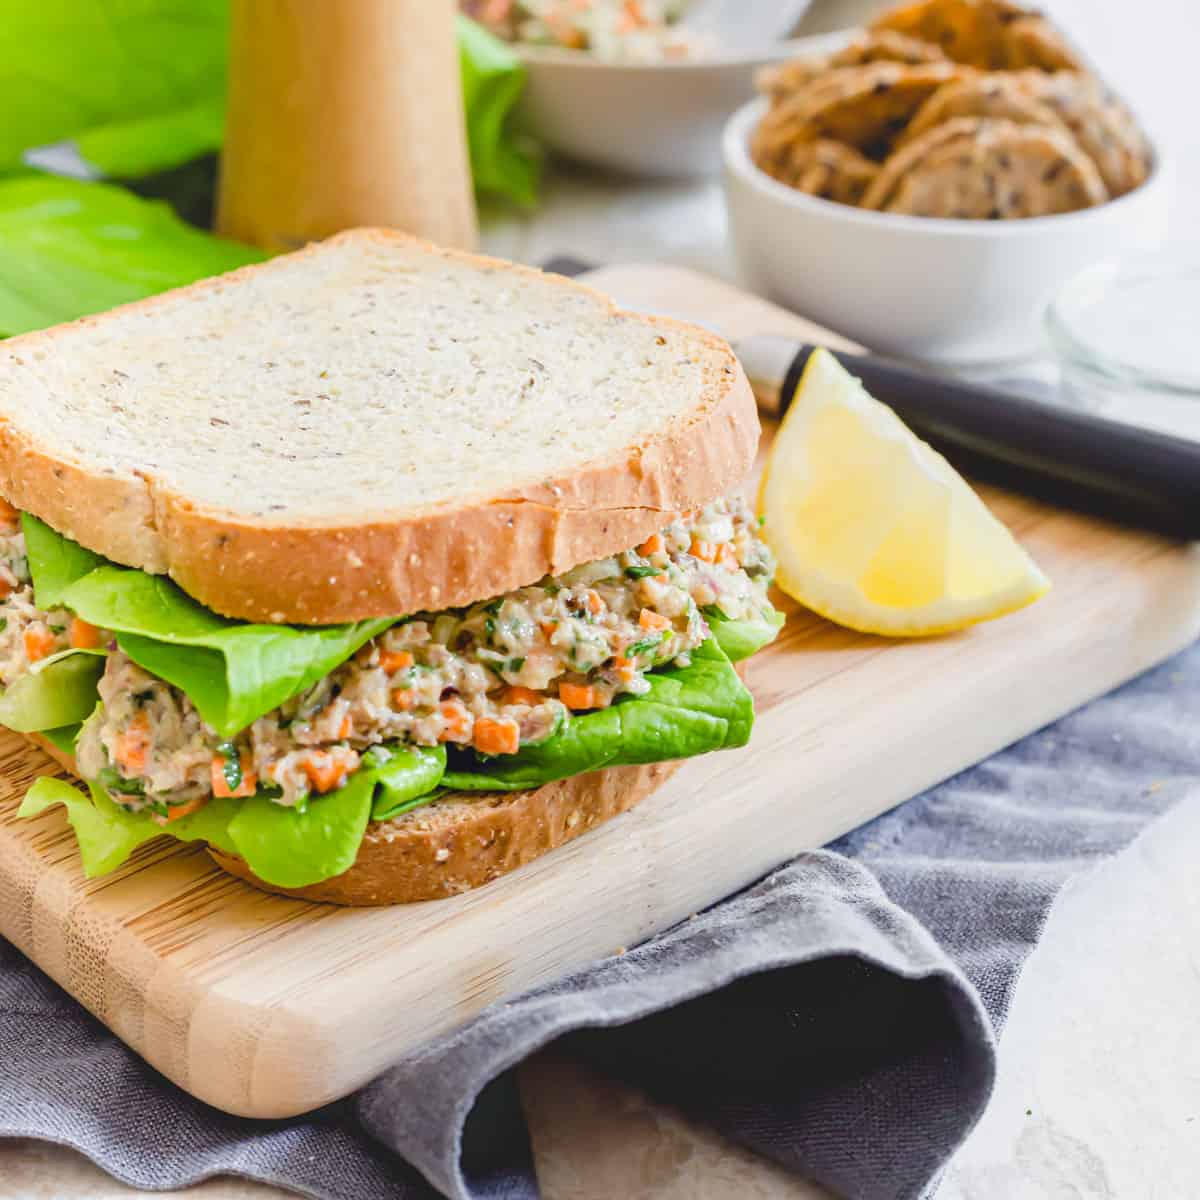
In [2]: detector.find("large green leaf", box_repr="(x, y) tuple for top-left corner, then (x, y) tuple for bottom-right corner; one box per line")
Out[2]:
(706, 608), (786, 663)
(21, 512), (106, 608)
(0, 0), (229, 176)
(20, 776), (240, 878)
(0, 175), (264, 337)
(457, 15), (541, 208)
(1, 4), (535, 207)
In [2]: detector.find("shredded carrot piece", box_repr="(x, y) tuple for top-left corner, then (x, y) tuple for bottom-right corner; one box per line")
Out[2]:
(69, 618), (102, 650)
(0, 497), (18, 533)
(502, 685), (542, 707)
(115, 711), (151, 774)
(474, 716), (520, 756)
(0, 577), (12, 601)
(391, 687), (415, 711)
(559, 682), (609, 711)
(585, 590), (604, 615)
(540, 619), (559, 641)
(638, 608), (671, 632)
(302, 751), (350, 794)
(23, 625), (56, 662)
(336, 714), (353, 740)
(210, 754), (256, 799)
(638, 533), (664, 556)
(436, 699), (471, 743)
(690, 537), (719, 563)
(152, 796), (209, 827)
(612, 654), (637, 684)
(717, 542), (739, 569)
(379, 649), (414, 673)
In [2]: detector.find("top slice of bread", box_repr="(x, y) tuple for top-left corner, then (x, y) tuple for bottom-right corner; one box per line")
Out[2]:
(0, 230), (758, 624)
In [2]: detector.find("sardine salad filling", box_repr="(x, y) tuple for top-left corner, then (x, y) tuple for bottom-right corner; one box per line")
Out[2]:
(0, 523), (105, 679)
(0, 497), (774, 818)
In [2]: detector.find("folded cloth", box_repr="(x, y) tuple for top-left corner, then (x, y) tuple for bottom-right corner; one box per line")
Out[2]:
(1, 641), (1196, 1200)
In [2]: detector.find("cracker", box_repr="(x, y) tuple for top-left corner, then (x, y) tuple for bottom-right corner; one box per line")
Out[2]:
(1018, 70), (1152, 196)
(1003, 15), (1084, 71)
(753, 61), (965, 164)
(871, 0), (1083, 72)
(757, 31), (948, 100)
(861, 115), (985, 208)
(896, 72), (1067, 148)
(881, 118), (1109, 217)
(760, 138), (881, 205)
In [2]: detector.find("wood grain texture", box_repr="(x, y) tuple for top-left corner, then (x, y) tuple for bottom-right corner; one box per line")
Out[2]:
(0, 266), (1197, 1119)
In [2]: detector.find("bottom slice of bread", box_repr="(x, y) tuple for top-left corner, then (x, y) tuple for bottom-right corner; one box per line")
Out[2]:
(26, 732), (679, 906)
(210, 760), (681, 905)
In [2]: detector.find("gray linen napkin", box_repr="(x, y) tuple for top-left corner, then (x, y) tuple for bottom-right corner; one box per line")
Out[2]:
(1, 639), (1196, 1200)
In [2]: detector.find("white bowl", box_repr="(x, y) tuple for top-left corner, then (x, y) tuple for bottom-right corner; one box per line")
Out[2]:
(722, 96), (1173, 363)
(515, 32), (842, 178)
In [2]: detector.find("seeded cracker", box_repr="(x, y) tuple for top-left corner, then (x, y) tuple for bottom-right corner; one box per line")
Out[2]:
(1002, 15), (1084, 71)
(757, 31), (948, 99)
(882, 118), (1109, 217)
(752, 60), (964, 164)
(1017, 70), (1152, 196)
(897, 73), (1067, 148)
(760, 138), (880, 206)
(871, 0), (1084, 72)
(862, 116), (987, 208)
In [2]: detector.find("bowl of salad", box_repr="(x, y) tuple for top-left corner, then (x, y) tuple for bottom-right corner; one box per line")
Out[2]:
(461, 0), (819, 177)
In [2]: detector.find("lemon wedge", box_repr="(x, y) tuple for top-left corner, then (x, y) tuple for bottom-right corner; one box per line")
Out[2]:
(759, 348), (1050, 636)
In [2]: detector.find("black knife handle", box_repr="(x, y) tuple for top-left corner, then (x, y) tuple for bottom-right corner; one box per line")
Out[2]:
(780, 345), (1200, 541)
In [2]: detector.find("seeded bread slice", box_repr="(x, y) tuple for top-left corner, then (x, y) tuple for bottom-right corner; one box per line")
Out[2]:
(0, 229), (758, 624)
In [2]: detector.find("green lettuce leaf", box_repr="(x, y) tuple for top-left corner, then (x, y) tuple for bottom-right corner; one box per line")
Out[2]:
(367, 745), (449, 822)
(0, 175), (265, 338)
(441, 635), (753, 793)
(0, 0), (229, 176)
(706, 607), (785, 663)
(458, 15), (541, 208)
(226, 745), (446, 887)
(0, 653), (105, 732)
(41, 724), (83, 754)
(224, 781), (372, 891)
(19, 776), (239, 878)
(59, 565), (393, 737)
(76, 98), (226, 181)
(21, 512), (106, 608)
(1, 4), (533, 205)
(22, 742), (447, 888)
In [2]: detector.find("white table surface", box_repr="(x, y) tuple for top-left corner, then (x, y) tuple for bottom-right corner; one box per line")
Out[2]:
(7, 1), (1198, 1196)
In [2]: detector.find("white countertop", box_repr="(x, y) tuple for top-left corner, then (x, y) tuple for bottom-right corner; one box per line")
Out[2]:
(6, 0), (1198, 1196)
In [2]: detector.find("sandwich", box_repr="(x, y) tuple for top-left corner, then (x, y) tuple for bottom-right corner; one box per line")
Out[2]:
(0, 230), (781, 905)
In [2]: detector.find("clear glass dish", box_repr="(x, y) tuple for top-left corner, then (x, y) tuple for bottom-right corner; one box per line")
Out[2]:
(1045, 258), (1200, 440)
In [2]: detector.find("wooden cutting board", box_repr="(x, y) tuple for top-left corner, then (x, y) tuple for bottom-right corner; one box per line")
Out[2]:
(2, 265), (1198, 1120)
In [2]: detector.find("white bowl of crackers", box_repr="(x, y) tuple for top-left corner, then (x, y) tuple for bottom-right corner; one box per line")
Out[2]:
(722, 0), (1172, 363)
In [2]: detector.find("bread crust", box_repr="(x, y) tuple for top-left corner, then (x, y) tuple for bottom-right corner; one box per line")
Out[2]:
(209, 760), (681, 905)
(24, 732), (680, 906)
(0, 229), (760, 624)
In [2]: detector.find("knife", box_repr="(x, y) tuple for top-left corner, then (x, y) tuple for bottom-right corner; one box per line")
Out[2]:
(543, 257), (1200, 541)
